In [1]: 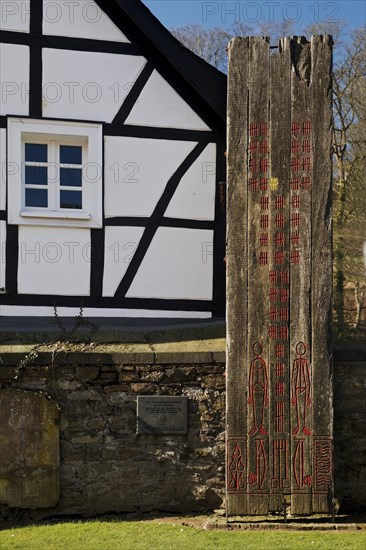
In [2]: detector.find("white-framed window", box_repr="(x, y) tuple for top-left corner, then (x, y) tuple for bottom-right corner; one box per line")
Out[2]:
(7, 118), (103, 228)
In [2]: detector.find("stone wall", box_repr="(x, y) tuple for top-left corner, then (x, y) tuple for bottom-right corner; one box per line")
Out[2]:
(0, 341), (365, 519)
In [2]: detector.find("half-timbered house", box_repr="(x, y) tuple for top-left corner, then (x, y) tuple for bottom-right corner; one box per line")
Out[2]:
(0, 0), (226, 324)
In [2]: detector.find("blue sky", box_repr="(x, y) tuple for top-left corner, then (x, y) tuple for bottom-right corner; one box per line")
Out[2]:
(142, 1), (365, 34)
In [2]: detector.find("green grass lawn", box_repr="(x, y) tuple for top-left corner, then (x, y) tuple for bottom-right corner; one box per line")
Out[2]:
(0, 521), (365, 550)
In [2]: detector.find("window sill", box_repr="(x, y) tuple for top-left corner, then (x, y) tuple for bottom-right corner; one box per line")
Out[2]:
(20, 211), (91, 221)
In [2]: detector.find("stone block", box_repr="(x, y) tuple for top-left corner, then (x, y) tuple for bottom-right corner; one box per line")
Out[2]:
(0, 388), (59, 508)
(74, 366), (99, 382)
(104, 384), (129, 394)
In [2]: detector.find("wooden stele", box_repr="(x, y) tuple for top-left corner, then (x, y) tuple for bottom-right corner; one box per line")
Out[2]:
(226, 36), (333, 516)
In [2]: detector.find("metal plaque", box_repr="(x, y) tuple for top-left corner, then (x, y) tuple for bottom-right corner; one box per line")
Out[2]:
(137, 396), (188, 435)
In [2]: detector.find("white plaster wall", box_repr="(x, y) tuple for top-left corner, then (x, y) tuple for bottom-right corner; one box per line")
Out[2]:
(103, 226), (144, 297)
(125, 70), (210, 131)
(165, 143), (216, 221)
(42, 49), (146, 122)
(127, 227), (214, 300)
(17, 226), (91, 295)
(104, 137), (197, 218)
(0, 221), (6, 291)
(0, 44), (29, 116)
(43, 0), (130, 42)
(0, 0), (30, 33)
(0, 306), (211, 319)
(0, 129), (6, 211)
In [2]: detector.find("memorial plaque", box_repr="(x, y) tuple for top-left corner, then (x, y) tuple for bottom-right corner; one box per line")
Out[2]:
(137, 396), (188, 434)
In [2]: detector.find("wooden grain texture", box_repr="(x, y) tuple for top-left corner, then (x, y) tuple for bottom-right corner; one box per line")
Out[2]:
(246, 37), (270, 515)
(289, 37), (313, 515)
(226, 35), (333, 517)
(311, 35), (333, 513)
(226, 37), (249, 515)
(269, 37), (291, 513)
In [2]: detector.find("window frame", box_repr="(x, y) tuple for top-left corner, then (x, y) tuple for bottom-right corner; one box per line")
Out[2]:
(8, 118), (103, 228)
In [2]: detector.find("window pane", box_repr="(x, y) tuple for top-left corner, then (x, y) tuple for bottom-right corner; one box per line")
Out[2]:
(60, 168), (82, 187)
(60, 191), (82, 209)
(60, 145), (82, 165)
(25, 189), (48, 207)
(25, 143), (48, 162)
(25, 166), (48, 185)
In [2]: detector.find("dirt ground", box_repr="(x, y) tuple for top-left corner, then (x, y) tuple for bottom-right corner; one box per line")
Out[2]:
(104, 510), (366, 531)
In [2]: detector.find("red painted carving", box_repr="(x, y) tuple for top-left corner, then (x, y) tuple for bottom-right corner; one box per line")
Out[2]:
(260, 214), (269, 229)
(280, 288), (289, 301)
(276, 382), (285, 396)
(260, 177), (268, 191)
(279, 307), (289, 321)
(260, 233), (269, 247)
(268, 326), (277, 340)
(275, 251), (285, 265)
(270, 307), (288, 322)
(291, 213), (300, 227)
(260, 196), (269, 210)
(270, 288), (278, 302)
(260, 158), (269, 173)
(249, 157), (258, 173)
(275, 345), (285, 359)
(291, 122), (301, 136)
(302, 157), (311, 171)
(313, 437), (333, 494)
(259, 122), (268, 136)
(302, 140), (311, 153)
(259, 252), (268, 265)
(227, 438), (247, 493)
(269, 307), (278, 321)
(291, 158), (300, 173)
(276, 213), (285, 228)
(269, 271), (277, 283)
(291, 139), (301, 153)
(293, 439), (312, 491)
(249, 178), (258, 191)
(278, 325), (288, 340)
(291, 250), (300, 264)
(272, 439), (289, 491)
(248, 343), (268, 436)
(259, 141), (269, 154)
(250, 122), (259, 136)
(291, 342), (311, 436)
(302, 177), (311, 190)
(303, 121), (312, 135)
(275, 196), (284, 209)
(291, 232), (300, 246)
(269, 270), (289, 285)
(275, 363), (285, 376)
(290, 178), (300, 190)
(249, 439), (267, 491)
(275, 402), (285, 433)
(275, 232), (285, 247)
(249, 140), (258, 152)
(291, 195), (300, 209)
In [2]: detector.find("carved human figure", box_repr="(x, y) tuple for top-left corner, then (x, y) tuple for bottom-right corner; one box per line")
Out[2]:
(248, 342), (268, 436)
(291, 342), (311, 436)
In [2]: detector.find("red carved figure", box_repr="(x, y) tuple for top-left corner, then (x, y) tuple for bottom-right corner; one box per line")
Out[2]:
(248, 343), (268, 436)
(228, 441), (246, 491)
(291, 342), (311, 436)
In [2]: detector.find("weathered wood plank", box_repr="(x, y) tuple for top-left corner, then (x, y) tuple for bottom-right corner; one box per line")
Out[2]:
(311, 35), (334, 514)
(289, 37), (313, 515)
(269, 37), (291, 513)
(246, 36), (270, 515)
(226, 37), (250, 515)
